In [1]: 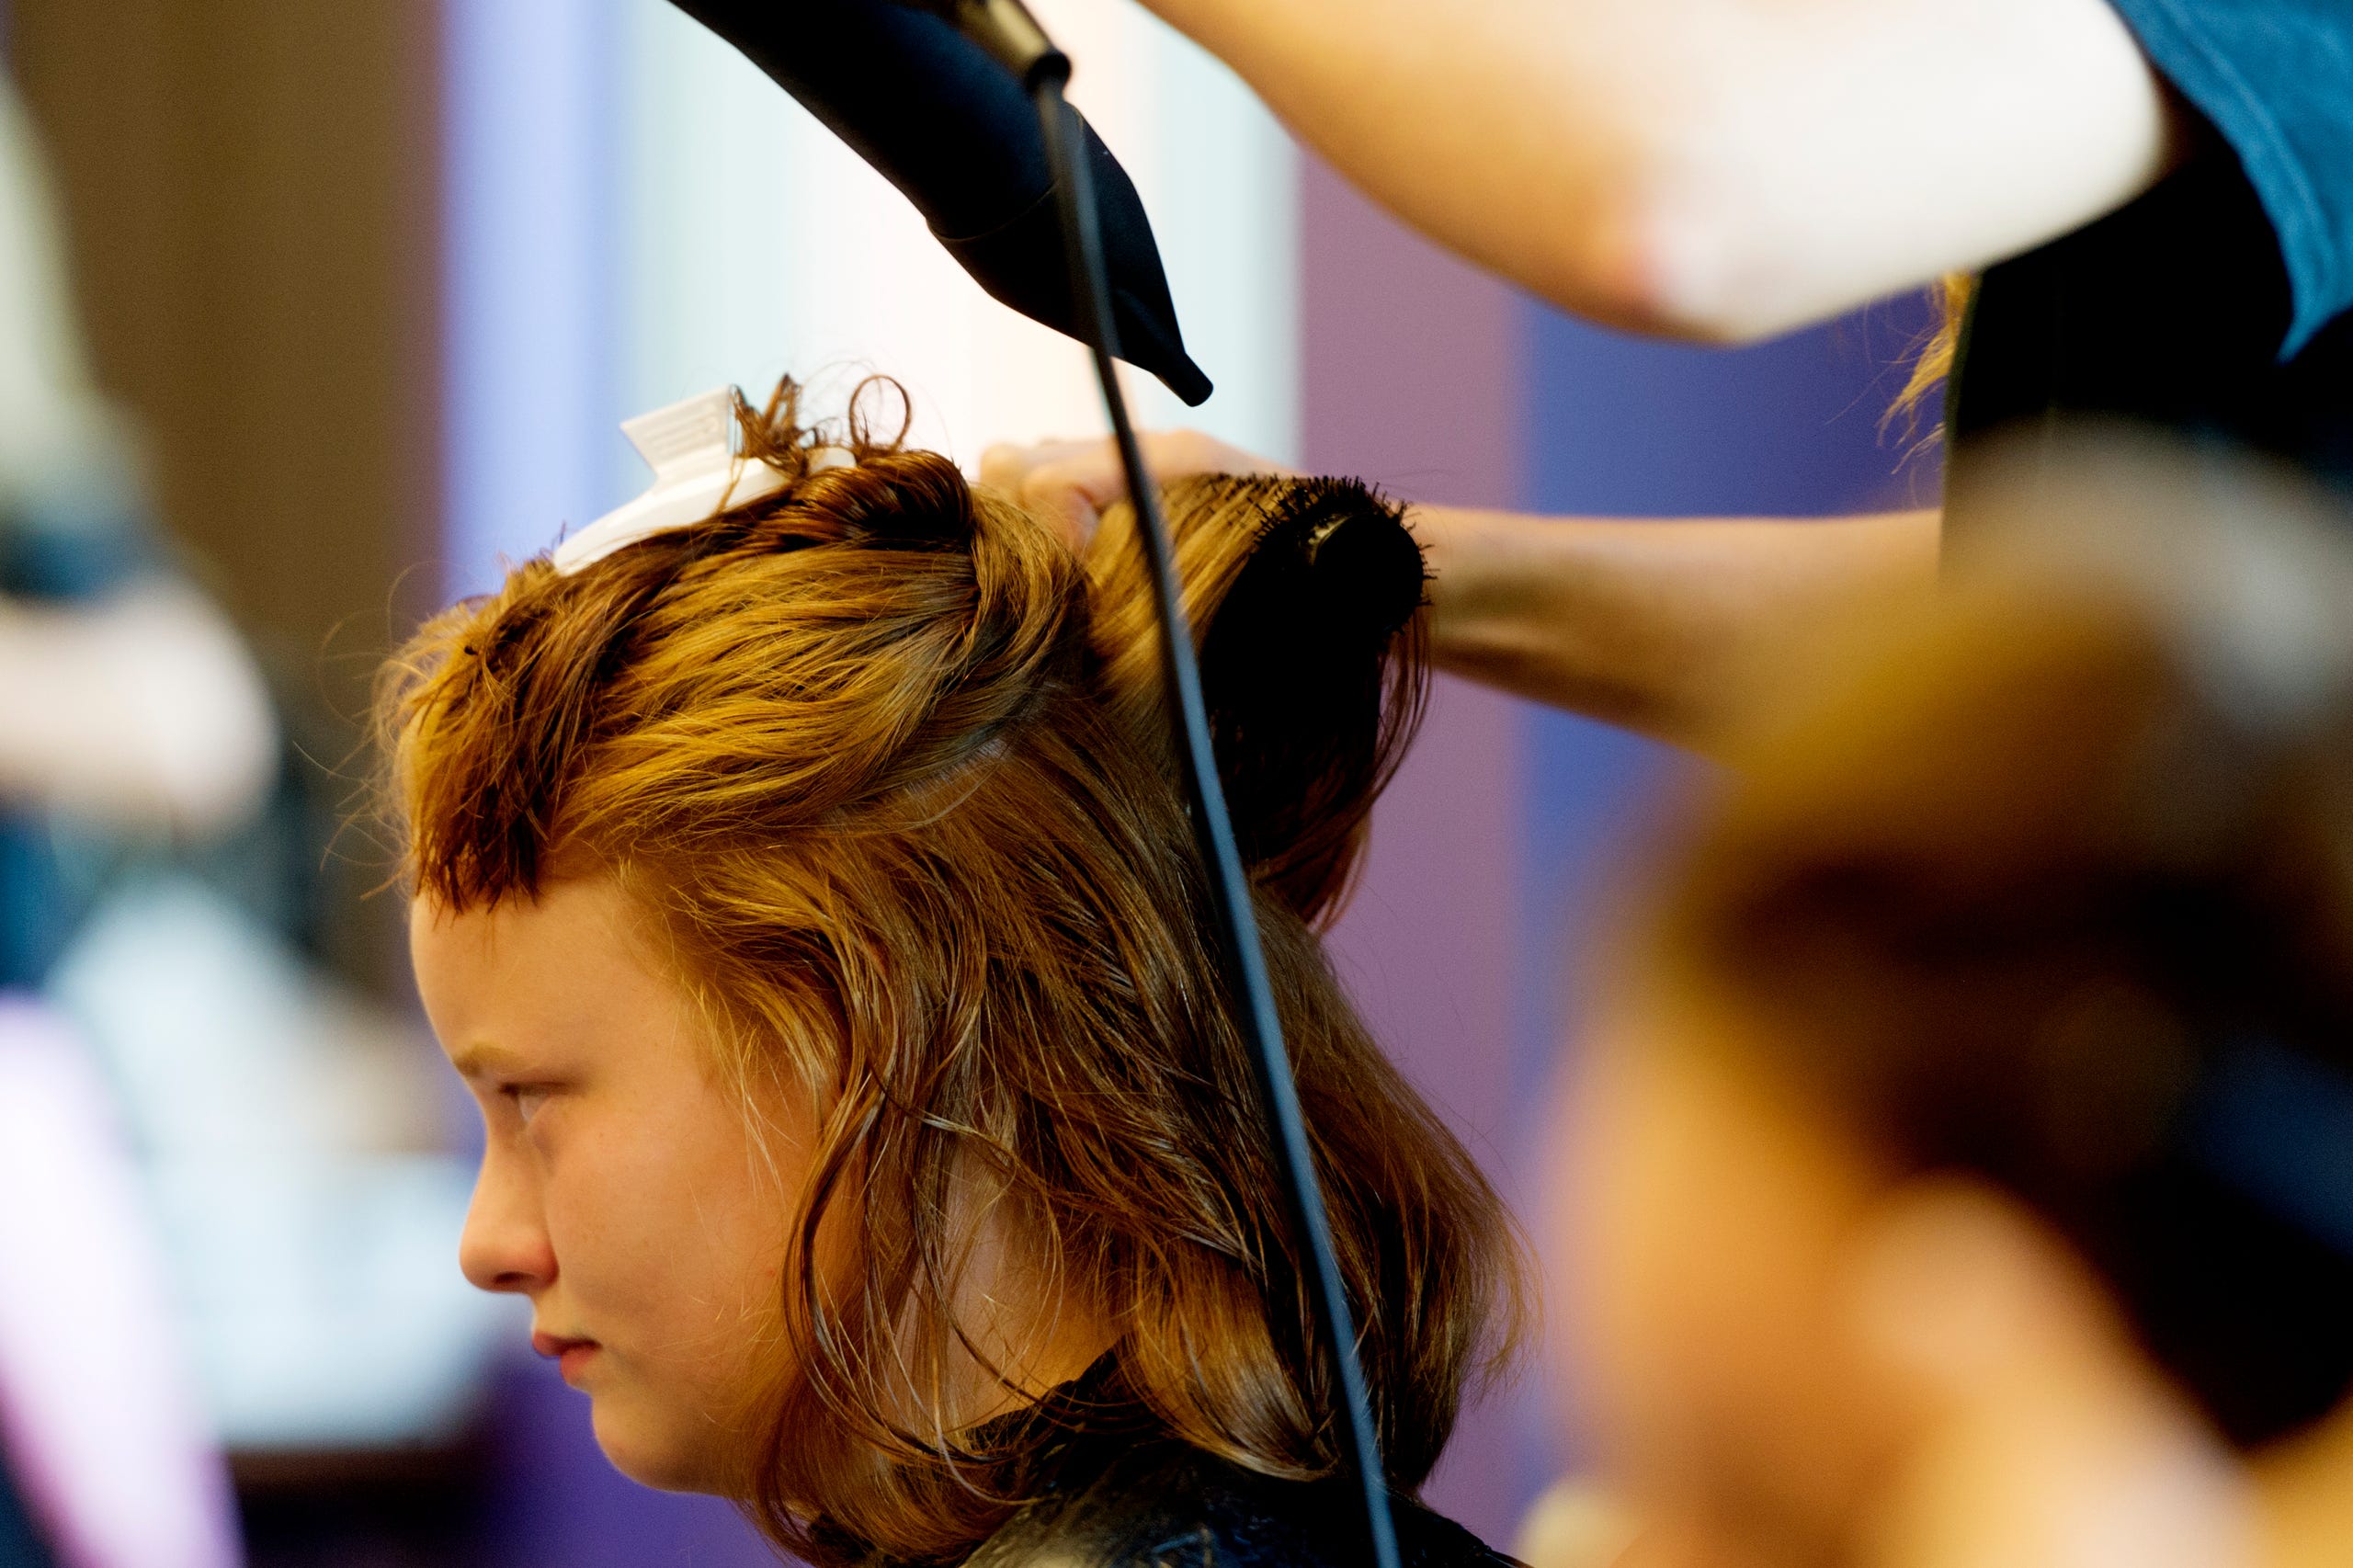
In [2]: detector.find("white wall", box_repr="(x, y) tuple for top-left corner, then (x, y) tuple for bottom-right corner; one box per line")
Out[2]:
(611, 0), (1296, 483)
(446, 0), (1294, 610)
(443, 0), (620, 597)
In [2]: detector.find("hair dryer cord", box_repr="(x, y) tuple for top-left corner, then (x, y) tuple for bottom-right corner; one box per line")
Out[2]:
(1033, 71), (1404, 1568)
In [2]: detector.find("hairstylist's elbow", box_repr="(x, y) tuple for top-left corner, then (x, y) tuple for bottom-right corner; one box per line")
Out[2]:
(1567, 176), (1795, 345)
(1555, 116), (1860, 346)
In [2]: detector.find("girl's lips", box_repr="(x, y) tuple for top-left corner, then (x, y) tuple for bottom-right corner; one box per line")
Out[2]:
(529, 1330), (593, 1358)
(532, 1331), (602, 1386)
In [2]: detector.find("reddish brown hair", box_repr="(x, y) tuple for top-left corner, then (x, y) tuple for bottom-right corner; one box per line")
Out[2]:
(381, 380), (1519, 1563)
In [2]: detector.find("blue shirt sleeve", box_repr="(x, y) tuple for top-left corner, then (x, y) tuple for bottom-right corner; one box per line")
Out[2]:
(2103, 0), (2353, 358)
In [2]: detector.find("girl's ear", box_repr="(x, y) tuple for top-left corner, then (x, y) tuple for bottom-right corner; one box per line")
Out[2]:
(1836, 1176), (2253, 1568)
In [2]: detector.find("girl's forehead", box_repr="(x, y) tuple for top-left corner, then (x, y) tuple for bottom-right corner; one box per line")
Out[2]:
(412, 881), (681, 1050)
(411, 877), (644, 960)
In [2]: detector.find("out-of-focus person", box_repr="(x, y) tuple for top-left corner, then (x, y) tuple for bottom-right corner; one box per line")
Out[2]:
(0, 72), (276, 1568)
(1550, 436), (2353, 1568)
(4, 48), (516, 1568)
(0, 89), (274, 844)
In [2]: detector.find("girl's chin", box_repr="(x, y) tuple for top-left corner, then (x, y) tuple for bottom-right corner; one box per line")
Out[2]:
(590, 1397), (733, 1495)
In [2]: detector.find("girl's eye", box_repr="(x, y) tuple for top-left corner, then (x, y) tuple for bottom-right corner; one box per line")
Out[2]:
(505, 1085), (552, 1126)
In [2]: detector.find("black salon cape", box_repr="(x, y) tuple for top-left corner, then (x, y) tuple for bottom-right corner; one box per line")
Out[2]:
(1948, 0), (2353, 513)
(0, 1460), (51, 1568)
(814, 1360), (1519, 1568)
(962, 1437), (1519, 1568)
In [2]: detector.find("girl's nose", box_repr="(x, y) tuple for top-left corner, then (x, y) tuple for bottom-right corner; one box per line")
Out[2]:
(457, 1149), (556, 1295)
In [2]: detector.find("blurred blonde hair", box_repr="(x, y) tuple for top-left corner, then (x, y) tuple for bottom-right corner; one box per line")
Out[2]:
(1654, 436), (2353, 1450)
(1889, 273), (1976, 443)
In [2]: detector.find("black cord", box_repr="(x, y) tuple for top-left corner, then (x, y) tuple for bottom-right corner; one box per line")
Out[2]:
(1032, 71), (1404, 1568)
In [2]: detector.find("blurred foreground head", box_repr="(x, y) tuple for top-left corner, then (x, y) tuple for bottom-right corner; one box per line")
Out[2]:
(381, 379), (1518, 1565)
(1571, 435), (2353, 1568)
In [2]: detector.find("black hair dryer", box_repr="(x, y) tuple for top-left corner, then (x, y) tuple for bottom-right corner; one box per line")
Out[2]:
(664, 0), (1213, 407)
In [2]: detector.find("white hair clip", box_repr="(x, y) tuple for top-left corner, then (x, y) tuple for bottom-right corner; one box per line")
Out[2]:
(552, 386), (851, 576)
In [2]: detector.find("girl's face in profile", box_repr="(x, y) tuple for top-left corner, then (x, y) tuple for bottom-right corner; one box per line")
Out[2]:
(410, 877), (807, 1494)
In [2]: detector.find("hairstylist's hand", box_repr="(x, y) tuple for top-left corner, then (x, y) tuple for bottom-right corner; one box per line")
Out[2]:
(978, 431), (1294, 551)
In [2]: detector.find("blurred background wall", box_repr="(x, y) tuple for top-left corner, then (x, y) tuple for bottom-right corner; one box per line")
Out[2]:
(3, 1), (1936, 1562)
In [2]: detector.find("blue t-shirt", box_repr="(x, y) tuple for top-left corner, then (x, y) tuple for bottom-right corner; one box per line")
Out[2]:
(0, 1459), (51, 1568)
(2107, 0), (2353, 358)
(1949, 0), (2353, 504)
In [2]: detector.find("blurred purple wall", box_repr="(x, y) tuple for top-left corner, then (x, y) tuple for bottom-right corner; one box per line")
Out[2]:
(1301, 158), (1944, 1551)
(1513, 290), (1946, 1479)
(1296, 155), (1540, 1550)
(472, 1357), (769, 1568)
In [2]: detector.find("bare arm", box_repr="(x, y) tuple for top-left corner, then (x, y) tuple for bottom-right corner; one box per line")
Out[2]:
(1135, 0), (2182, 340)
(978, 434), (1938, 751)
(1415, 503), (1938, 745)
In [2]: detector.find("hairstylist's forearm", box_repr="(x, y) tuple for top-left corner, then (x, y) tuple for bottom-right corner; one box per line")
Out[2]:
(1136, 0), (2178, 341)
(1414, 505), (1940, 747)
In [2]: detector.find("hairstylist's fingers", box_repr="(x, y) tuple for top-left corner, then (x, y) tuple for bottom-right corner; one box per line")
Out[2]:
(980, 431), (1295, 551)
(977, 437), (1097, 496)
(981, 437), (1120, 550)
(1140, 429), (1296, 487)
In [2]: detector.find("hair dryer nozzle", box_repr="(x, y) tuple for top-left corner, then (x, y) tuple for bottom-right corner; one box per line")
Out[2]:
(665, 0), (1213, 406)
(942, 0), (1067, 89)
